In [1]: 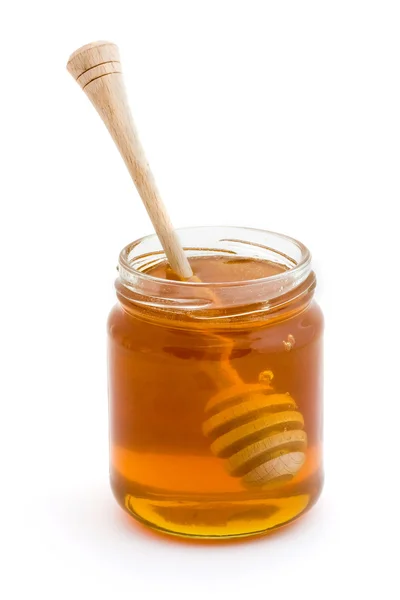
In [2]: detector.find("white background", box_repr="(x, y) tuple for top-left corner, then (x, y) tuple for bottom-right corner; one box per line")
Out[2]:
(1, 1), (399, 598)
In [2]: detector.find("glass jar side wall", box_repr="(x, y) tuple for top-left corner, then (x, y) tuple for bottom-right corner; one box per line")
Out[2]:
(108, 295), (323, 538)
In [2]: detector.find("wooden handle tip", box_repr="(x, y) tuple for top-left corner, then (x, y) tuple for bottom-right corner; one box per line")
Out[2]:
(67, 41), (120, 81)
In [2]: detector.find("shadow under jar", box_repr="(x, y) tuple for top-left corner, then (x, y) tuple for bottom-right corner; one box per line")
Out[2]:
(108, 226), (324, 539)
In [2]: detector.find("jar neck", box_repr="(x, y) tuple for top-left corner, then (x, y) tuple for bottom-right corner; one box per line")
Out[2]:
(116, 272), (316, 329)
(115, 226), (314, 326)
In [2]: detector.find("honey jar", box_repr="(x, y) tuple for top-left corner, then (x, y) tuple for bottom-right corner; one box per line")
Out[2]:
(108, 226), (323, 538)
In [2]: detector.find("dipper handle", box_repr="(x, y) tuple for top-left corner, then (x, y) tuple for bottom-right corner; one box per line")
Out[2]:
(67, 41), (193, 279)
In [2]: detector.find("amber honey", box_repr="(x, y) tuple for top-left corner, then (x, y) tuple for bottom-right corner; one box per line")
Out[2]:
(108, 227), (323, 538)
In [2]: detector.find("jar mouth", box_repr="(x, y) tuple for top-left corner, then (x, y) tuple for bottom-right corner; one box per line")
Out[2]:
(119, 226), (311, 287)
(117, 226), (313, 314)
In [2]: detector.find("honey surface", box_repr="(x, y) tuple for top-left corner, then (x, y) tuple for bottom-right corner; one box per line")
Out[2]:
(148, 255), (288, 282)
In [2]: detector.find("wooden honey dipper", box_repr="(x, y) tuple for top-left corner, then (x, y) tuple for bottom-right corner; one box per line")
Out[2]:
(67, 41), (307, 488)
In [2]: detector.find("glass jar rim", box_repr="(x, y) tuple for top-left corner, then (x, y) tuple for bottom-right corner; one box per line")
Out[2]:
(116, 226), (314, 316)
(118, 225), (311, 288)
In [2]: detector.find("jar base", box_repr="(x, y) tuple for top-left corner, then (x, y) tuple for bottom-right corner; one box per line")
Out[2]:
(121, 493), (316, 539)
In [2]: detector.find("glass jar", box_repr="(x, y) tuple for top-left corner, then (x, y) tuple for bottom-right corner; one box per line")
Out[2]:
(107, 226), (323, 539)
